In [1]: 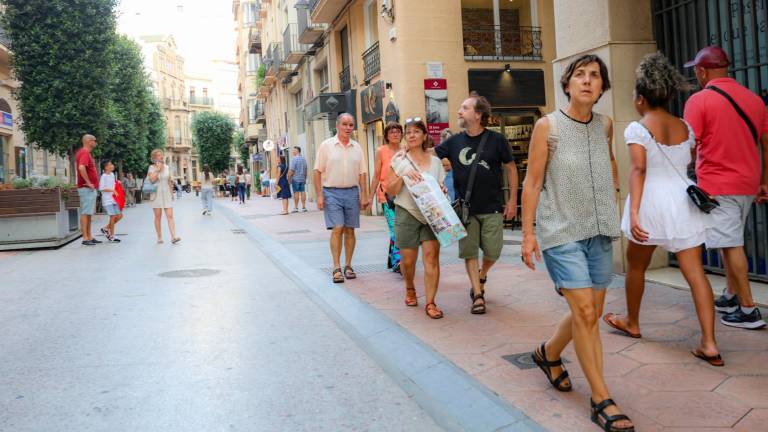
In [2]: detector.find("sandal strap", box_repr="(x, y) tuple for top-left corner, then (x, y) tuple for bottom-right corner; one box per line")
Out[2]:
(602, 414), (631, 431)
(594, 398), (617, 413)
(552, 370), (570, 388)
(537, 343), (563, 367)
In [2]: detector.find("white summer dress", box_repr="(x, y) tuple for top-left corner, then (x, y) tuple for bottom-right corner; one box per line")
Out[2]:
(620, 121), (713, 252)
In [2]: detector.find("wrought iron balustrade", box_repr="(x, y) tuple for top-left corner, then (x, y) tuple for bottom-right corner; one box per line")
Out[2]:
(362, 41), (380, 83)
(339, 66), (351, 92)
(462, 25), (542, 60)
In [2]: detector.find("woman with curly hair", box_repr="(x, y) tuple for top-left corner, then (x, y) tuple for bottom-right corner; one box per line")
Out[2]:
(602, 52), (722, 366)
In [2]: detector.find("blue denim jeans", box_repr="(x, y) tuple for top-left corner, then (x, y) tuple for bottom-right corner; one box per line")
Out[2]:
(200, 188), (213, 212)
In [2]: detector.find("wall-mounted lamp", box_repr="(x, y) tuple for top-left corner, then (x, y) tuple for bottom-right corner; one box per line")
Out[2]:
(504, 64), (511, 73)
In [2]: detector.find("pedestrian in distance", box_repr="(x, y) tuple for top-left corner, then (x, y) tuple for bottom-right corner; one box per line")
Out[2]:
(683, 46), (768, 329)
(314, 113), (371, 283)
(602, 52), (723, 366)
(236, 165), (247, 205)
(98, 160), (123, 243)
(245, 169), (252, 200)
(521, 54), (634, 432)
(260, 169), (270, 197)
(276, 155), (292, 214)
(218, 174), (226, 198)
(174, 179), (182, 200)
(439, 128), (456, 202)
(387, 118), (447, 318)
(288, 146), (309, 212)
(76, 134), (101, 246)
(146, 149), (181, 244)
(369, 121), (403, 274)
(434, 92), (519, 314)
(124, 173), (137, 207)
(200, 165), (215, 215)
(228, 171), (237, 201)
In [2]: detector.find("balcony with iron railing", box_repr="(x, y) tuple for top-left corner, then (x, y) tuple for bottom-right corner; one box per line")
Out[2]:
(189, 96), (214, 106)
(339, 65), (350, 92)
(282, 23), (308, 64)
(462, 25), (542, 61)
(297, 1), (326, 44)
(249, 28), (262, 54)
(309, 0), (346, 24)
(362, 41), (380, 84)
(265, 43), (280, 77)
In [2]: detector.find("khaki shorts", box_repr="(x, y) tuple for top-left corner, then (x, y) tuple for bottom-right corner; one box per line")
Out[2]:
(458, 213), (503, 260)
(394, 205), (436, 249)
(706, 195), (754, 249)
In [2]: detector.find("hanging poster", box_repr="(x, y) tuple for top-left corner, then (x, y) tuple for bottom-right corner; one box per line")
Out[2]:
(424, 79), (449, 145)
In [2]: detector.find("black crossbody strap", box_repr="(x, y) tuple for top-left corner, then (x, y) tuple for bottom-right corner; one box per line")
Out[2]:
(708, 85), (759, 143)
(464, 130), (490, 204)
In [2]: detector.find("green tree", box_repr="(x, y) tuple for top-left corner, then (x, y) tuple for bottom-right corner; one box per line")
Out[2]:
(192, 111), (234, 173)
(234, 130), (249, 167)
(145, 94), (167, 152)
(1, 0), (118, 179)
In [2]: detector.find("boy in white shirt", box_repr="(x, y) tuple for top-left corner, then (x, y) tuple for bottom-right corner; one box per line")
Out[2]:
(99, 160), (123, 243)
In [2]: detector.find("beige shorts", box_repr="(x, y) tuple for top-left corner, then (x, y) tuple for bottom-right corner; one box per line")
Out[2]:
(705, 195), (754, 249)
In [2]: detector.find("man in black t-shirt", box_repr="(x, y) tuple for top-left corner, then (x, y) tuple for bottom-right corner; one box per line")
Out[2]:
(435, 92), (518, 315)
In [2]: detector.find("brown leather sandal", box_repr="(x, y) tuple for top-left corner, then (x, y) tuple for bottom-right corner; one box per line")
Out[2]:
(332, 268), (344, 283)
(405, 287), (418, 307)
(425, 303), (444, 319)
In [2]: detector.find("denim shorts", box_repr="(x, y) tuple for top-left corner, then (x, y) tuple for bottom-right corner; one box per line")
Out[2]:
(542, 235), (614, 295)
(104, 204), (121, 216)
(292, 181), (306, 193)
(78, 187), (97, 216)
(323, 187), (360, 229)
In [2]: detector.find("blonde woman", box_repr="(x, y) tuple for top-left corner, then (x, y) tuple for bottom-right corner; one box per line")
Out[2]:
(147, 149), (180, 244)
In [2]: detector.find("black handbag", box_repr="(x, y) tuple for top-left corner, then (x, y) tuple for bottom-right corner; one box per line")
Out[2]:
(451, 131), (489, 225)
(639, 122), (720, 214)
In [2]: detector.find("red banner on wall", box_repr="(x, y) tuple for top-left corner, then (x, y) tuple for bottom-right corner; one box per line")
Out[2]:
(424, 79), (449, 145)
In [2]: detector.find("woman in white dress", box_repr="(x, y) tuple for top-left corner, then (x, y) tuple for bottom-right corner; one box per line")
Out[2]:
(602, 53), (721, 366)
(147, 149), (181, 244)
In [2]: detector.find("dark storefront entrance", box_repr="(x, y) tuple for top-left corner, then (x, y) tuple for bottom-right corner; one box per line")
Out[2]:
(653, 0), (768, 281)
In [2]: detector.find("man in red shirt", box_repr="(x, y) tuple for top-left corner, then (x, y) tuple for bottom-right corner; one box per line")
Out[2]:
(76, 134), (101, 245)
(684, 46), (768, 329)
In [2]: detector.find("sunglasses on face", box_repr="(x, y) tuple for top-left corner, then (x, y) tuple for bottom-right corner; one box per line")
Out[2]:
(404, 117), (422, 125)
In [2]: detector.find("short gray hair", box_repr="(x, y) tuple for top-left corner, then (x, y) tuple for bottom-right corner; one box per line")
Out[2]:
(336, 112), (355, 125)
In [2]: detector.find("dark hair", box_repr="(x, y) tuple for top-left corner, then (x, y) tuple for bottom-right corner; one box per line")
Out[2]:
(203, 165), (211, 181)
(560, 54), (611, 101)
(279, 155), (286, 164)
(383, 122), (403, 142)
(635, 52), (690, 108)
(293, 146), (301, 153)
(404, 119), (430, 151)
(101, 159), (112, 170)
(468, 91), (492, 127)
(237, 165), (243, 175)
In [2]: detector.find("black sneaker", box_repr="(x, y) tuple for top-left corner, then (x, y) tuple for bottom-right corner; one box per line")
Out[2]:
(91, 238), (103, 244)
(720, 307), (767, 329)
(715, 289), (739, 314)
(82, 239), (95, 246)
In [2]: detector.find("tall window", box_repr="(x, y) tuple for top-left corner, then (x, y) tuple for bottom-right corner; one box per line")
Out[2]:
(247, 53), (260, 74)
(364, 0), (379, 48)
(243, 2), (258, 26)
(248, 99), (258, 122)
(460, 0), (538, 59)
(189, 86), (196, 99)
(174, 116), (182, 145)
(318, 65), (329, 90)
(294, 92), (305, 134)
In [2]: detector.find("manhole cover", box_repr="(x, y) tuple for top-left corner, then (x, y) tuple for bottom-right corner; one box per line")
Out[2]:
(277, 229), (311, 235)
(158, 268), (221, 278)
(231, 229), (246, 234)
(503, 239), (521, 245)
(502, 352), (569, 370)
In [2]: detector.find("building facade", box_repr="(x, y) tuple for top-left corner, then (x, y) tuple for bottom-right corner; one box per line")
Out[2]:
(254, 0), (556, 215)
(139, 35), (195, 182)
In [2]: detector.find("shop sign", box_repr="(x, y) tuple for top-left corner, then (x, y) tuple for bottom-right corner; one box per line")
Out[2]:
(252, 153), (263, 162)
(384, 101), (400, 124)
(360, 81), (384, 124)
(424, 79), (449, 144)
(1, 111), (12, 129)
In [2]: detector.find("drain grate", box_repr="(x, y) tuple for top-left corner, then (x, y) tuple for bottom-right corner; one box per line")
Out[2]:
(503, 239), (521, 245)
(159, 268), (221, 278)
(502, 352), (569, 370)
(231, 229), (246, 234)
(277, 229), (312, 235)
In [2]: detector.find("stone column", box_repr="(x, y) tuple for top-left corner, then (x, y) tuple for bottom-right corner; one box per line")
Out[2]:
(552, 0), (661, 271)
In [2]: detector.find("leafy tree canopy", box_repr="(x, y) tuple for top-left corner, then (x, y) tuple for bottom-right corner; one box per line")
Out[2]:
(192, 111), (235, 173)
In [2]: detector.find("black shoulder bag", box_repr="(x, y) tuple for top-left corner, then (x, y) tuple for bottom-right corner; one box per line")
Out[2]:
(452, 131), (489, 225)
(638, 122), (719, 213)
(708, 85), (759, 143)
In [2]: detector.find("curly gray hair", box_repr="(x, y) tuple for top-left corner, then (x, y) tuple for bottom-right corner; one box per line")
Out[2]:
(635, 52), (691, 108)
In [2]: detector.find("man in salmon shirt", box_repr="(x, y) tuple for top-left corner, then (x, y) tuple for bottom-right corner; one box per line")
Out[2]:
(76, 134), (101, 245)
(684, 46), (768, 329)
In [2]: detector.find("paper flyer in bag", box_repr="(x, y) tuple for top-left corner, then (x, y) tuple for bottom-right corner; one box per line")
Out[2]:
(402, 173), (467, 247)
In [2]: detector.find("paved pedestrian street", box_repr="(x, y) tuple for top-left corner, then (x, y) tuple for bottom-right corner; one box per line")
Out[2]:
(1, 195), (767, 431)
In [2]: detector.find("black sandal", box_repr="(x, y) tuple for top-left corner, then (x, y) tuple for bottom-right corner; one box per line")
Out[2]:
(532, 342), (572, 392)
(591, 398), (634, 432)
(470, 293), (486, 314)
(332, 268), (344, 283)
(470, 273), (486, 300)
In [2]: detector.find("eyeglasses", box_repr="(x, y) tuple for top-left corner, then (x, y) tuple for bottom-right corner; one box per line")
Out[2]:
(404, 117), (422, 125)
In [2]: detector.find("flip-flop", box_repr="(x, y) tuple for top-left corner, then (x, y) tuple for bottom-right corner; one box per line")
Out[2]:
(603, 313), (642, 339)
(691, 349), (724, 367)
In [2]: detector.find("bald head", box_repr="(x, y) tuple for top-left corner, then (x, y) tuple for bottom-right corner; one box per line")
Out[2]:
(81, 134), (97, 150)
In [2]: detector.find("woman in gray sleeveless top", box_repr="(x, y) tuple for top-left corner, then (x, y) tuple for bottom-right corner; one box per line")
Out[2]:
(521, 55), (633, 432)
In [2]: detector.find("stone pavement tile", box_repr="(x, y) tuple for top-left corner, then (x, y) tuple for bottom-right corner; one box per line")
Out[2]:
(492, 306), (567, 327)
(636, 323), (698, 342)
(564, 352), (644, 378)
(476, 366), (555, 395)
(633, 391), (750, 428)
(449, 353), (508, 375)
(431, 332), (525, 355)
(625, 363), (728, 392)
(595, 332), (642, 353)
(502, 390), (599, 432)
(710, 330), (768, 352)
(734, 408), (768, 431)
(716, 376), (768, 408)
(621, 341), (700, 364)
(719, 351), (768, 376)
